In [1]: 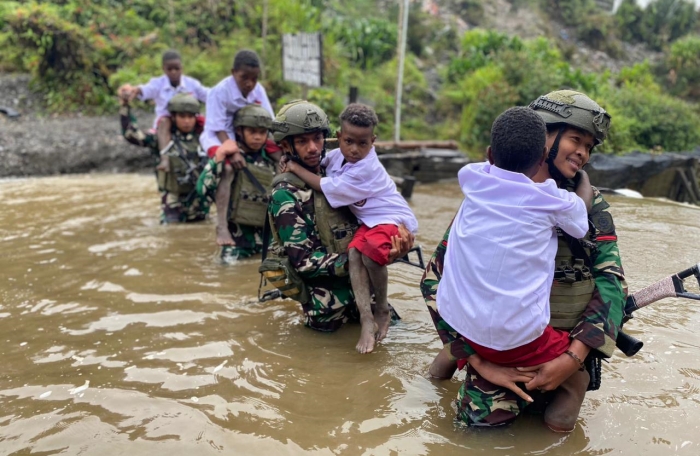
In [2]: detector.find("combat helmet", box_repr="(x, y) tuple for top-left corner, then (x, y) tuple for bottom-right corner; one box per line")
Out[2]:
(234, 104), (273, 130)
(167, 92), (200, 114)
(529, 90), (610, 146)
(530, 90), (610, 182)
(271, 100), (331, 143)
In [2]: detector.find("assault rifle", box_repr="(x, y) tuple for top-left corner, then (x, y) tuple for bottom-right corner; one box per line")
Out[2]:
(616, 263), (700, 357)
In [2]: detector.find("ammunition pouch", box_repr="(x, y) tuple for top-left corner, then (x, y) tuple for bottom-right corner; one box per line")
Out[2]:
(259, 251), (310, 304)
(549, 236), (595, 331)
(313, 189), (358, 254)
(157, 153), (197, 195)
(229, 163), (275, 227)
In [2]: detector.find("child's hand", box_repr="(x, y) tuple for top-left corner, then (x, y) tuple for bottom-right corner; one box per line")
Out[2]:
(216, 140), (246, 169)
(278, 155), (290, 174)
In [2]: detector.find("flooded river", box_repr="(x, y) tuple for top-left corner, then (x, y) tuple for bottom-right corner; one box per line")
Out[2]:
(1, 174), (699, 455)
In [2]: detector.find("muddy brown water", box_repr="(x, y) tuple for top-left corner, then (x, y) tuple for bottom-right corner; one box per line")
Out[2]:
(1, 174), (699, 455)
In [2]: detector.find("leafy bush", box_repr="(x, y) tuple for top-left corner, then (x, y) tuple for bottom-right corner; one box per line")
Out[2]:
(664, 35), (700, 100)
(615, 0), (698, 50)
(607, 85), (700, 151)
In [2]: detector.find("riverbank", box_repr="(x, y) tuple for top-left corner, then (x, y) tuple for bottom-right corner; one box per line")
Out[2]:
(0, 74), (155, 178)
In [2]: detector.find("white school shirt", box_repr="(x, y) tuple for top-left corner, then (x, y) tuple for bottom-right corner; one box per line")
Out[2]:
(319, 148), (418, 233)
(437, 161), (589, 351)
(199, 76), (274, 152)
(138, 75), (209, 129)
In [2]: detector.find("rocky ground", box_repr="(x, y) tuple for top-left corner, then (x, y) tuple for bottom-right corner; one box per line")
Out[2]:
(0, 74), (155, 178)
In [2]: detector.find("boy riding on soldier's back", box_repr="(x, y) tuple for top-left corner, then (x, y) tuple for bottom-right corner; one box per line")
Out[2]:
(197, 105), (277, 262)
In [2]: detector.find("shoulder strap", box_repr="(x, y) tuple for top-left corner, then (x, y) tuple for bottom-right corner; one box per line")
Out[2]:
(272, 172), (307, 189)
(560, 221), (595, 270)
(241, 167), (268, 194)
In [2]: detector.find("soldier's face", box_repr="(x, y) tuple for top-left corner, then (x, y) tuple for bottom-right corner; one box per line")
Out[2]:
(163, 60), (182, 87)
(284, 131), (325, 170)
(233, 66), (260, 97)
(548, 127), (594, 179)
(174, 113), (196, 134)
(240, 126), (268, 152)
(337, 122), (376, 164)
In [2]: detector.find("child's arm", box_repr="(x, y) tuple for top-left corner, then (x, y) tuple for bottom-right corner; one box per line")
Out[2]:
(574, 170), (593, 212)
(284, 160), (322, 192)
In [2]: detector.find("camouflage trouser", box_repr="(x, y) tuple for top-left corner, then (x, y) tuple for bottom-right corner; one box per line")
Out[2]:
(427, 301), (529, 426)
(302, 279), (400, 332)
(303, 279), (360, 332)
(161, 192), (210, 224)
(221, 222), (262, 261)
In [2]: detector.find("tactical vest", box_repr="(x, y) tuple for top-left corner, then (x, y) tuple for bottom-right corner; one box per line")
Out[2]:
(228, 161), (276, 227)
(549, 230), (596, 330)
(259, 172), (359, 304)
(157, 135), (203, 196)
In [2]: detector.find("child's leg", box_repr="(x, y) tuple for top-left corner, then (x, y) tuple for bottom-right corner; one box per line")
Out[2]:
(360, 253), (391, 341)
(156, 116), (172, 171)
(215, 163), (235, 246)
(348, 247), (377, 354)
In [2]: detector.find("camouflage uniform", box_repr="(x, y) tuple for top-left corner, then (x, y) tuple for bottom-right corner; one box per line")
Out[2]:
(268, 172), (360, 331)
(196, 148), (276, 259)
(421, 186), (627, 426)
(119, 104), (209, 223)
(421, 90), (626, 427)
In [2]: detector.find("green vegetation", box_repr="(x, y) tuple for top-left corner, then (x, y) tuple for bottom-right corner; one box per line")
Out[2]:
(1, 0), (699, 155)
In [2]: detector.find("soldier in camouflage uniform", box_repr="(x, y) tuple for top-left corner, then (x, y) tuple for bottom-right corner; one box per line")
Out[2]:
(119, 92), (210, 223)
(421, 90), (628, 431)
(264, 101), (410, 331)
(196, 104), (276, 262)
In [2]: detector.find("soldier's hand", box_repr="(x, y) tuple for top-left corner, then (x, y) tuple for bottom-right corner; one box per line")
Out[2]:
(387, 224), (415, 263)
(518, 353), (581, 392)
(117, 84), (132, 105)
(469, 354), (535, 403)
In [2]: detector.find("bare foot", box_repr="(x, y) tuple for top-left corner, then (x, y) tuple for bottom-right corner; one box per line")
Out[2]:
(216, 224), (235, 246)
(374, 309), (391, 342)
(156, 156), (170, 172)
(356, 319), (378, 354)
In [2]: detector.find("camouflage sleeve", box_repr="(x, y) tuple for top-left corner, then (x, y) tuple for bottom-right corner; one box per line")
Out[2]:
(419, 218), (477, 357)
(196, 158), (222, 200)
(420, 222), (451, 306)
(120, 105), (155, 149)
(569, 188), (627, 358)
(269, 185), (349, 279)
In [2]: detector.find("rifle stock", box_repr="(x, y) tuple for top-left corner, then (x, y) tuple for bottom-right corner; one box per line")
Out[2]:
(616, 262), (700, 357)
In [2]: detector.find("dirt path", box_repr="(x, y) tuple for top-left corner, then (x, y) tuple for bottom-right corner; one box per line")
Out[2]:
(0, 74), (156, 178)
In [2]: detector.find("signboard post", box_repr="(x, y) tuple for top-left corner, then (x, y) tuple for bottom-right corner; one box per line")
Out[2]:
(282, 32), (323, 98)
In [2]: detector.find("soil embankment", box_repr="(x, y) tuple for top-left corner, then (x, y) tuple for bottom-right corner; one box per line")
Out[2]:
(0, 74), (155, 178)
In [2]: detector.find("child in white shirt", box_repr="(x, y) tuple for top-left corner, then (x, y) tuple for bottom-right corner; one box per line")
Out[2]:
(282, 104), (418, 354)
(437, 106), (592, 371)
(119, 49), (209, 171)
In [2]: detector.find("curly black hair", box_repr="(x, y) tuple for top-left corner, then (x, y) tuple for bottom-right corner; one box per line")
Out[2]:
(339, 103), (378, 129)
(490, 106), (547, 174)
(161, 49), (181, 65)
(233, 50), (261, 71)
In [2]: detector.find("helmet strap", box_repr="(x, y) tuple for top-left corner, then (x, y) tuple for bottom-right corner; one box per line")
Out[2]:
(547, 127), (567, 185)
(285, 134), (327, 173)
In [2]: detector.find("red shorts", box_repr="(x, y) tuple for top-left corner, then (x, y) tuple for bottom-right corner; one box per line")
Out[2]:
(461, 325), (571, 368)
(348, 224), (400, 266)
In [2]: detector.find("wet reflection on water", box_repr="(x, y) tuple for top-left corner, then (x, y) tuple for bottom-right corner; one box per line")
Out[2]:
(1, 174), (700, 455)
